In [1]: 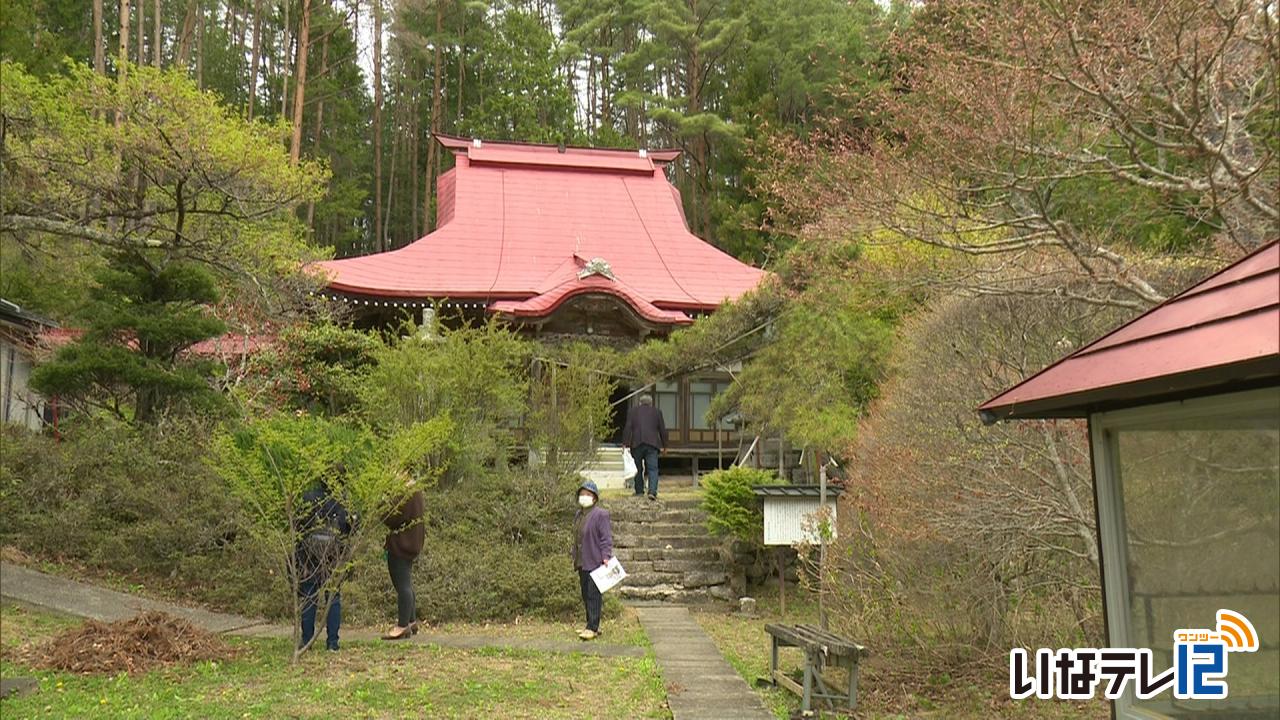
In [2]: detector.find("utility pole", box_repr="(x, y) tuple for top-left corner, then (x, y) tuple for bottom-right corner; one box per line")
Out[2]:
(818, 460), (829, 631)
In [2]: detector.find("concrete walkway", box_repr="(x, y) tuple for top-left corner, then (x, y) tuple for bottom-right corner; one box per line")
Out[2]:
(0, 562), (261, 632)
(636, 605), (775, 720)
(0, 562), (642, 659)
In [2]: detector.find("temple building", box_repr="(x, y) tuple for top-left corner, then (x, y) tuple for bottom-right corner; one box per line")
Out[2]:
(316, 135), (768, 474)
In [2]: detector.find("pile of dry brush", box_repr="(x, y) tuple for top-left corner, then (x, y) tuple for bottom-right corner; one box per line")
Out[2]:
(18, 612), (237, 674)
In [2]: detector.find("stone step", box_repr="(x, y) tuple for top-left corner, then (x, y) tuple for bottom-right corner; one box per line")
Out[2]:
(614, 534), (723, 550)
(618, 560), (655, 574)
(612, 521), (699, 536)
(614, 547), (722, 563)
(609, 497), (703, 511)
(623, 571), (685, 587)
(620, 584), (735, 602)
(622, 570), (732, 589)
(609, 504), (708, 522)
(610, 508), (706, 523)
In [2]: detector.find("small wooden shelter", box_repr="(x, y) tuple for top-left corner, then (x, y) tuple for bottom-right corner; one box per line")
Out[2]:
(981, 241), (1279, 719)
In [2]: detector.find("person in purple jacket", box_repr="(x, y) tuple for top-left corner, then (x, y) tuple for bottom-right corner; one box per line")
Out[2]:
(572, 480), (613, 640)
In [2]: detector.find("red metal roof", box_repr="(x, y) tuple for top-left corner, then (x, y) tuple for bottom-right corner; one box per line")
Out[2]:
(980, 241), (1280, 420)
(39, 328), (272, 359)
(315, 135), (766, 325)
(489, 274), (694, 325)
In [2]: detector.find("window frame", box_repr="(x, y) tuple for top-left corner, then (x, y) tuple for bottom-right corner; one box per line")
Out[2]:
(1090, 386), (1280, 720)
(689, 378), (731, 430)
(653, 380), (680, 431)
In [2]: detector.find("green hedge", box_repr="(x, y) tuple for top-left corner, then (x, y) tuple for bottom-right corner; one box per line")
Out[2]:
(1, 424), (601, 625)
(700, 466), (778, 547)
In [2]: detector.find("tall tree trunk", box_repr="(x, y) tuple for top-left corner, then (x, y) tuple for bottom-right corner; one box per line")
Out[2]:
(306, 33), (328, 231)
(600, 24), (611, 131)
(152, 0), (161, 66)
(234, 5), (248, 89)
(176, 0), (197, 69)
(195, 1), (204, 88)
(280, 0), (292, 118)
(423, 0), (444, 231)
(288, 0), (311, 164)
(136, 0), (144, 67)
(384, 80), (401, 251)
(410, 73), (420, 239)
(117, 0), (130, 126)
(93, 0), (105, 74)
(456, 8), (464, 120)
(373, 0), (384, 250)
(587, 55), (595, 135)
(247, 0), (263, 120)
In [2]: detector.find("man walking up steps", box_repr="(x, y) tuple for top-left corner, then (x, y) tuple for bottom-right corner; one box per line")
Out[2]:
(622, 394), (667, 500)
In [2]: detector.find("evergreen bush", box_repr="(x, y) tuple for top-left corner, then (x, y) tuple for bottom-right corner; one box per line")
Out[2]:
(700, 466), (778, 548)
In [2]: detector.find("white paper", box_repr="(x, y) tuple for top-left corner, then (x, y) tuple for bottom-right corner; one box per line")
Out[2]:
(590, 557), (627, 593)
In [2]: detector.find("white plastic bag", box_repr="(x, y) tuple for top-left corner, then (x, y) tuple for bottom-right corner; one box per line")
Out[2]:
(590, 557), (627, 593)
(622, 447), (637, 484)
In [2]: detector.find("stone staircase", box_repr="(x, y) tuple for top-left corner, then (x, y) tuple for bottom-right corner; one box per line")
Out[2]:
(610, 496), (736, 603)
(578, 444), (632, 490)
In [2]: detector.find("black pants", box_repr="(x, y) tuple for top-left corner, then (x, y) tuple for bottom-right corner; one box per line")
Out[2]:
(387, 554), (416, 628)
(578, 569), (602, 632)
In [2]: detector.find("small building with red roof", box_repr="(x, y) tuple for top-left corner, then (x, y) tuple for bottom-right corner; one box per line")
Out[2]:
(316, 135), (770, 473)
(981, 241), (1278, 718)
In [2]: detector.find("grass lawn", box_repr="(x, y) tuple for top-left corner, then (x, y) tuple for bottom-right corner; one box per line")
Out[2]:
(430, 602), (649, 648)
(692, 592), (1108, 720)
(0, 603), (669, 719)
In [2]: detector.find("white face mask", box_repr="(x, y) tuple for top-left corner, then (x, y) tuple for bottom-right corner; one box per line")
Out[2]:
(578, 494), (595, 508)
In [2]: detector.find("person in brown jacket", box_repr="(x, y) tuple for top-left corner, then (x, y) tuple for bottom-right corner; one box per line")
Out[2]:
(382, 480), (425, 640)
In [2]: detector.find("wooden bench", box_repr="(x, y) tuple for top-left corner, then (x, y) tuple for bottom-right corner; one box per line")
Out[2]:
(765, 623), (867, 713)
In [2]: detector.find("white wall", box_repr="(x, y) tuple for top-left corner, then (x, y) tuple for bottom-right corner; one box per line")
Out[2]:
(763, 496), (838, 546)
(1, 338), (47, 431)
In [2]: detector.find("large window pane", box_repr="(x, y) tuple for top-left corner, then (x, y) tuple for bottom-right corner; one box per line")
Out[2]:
(1103, 390), (1279, 719)
(690, 380), (725, 429)
(654, 381), (679, 430)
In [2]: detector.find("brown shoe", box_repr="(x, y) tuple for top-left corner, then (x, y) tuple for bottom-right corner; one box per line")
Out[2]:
(382, 625), (413, 640)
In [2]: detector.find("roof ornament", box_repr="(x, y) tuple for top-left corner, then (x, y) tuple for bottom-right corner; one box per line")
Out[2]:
(638, 148), (648, 158)
(578, 257), (617, 281)
(472, 138), (482, 148)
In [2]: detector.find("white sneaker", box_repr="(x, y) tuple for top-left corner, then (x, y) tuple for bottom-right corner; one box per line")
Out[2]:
(579, 629), (598, 641)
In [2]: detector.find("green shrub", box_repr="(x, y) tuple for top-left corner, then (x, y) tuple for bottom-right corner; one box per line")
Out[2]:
(358, 322), (529, 482)
(246, 320), (384, 415)
(0, 421), (277, 615)
(408, 470), (592, 622)
(1, 421), (615, 626)
(701, 466), (778, 548)
(213, 412), (457, 657)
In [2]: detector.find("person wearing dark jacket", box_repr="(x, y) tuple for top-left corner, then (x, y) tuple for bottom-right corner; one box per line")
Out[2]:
(572, 480), (613, 640)
(296, 482), (351, 651)
(382, 480), (425, 640)
(622, 394), (668, 499)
